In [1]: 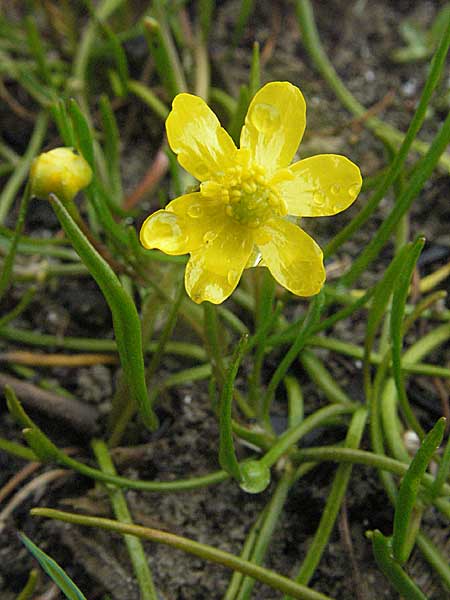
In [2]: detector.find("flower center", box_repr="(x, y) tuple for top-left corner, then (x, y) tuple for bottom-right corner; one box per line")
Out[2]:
(201, 161), (287, 228)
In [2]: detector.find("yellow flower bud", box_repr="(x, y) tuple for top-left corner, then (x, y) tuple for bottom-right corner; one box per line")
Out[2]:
(30, 147), (92, 203)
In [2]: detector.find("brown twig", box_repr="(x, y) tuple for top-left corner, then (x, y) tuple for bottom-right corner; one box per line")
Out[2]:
(0, 461), (40, 504)
(0, 468), (69, 532)
(0, 372), (99, 434)
(432, 377), (450, 432)
(338, 500), (370, 600)
(123, 146), (169, 211)
(0, 80), (36, 122)
(0, 351), (118, 367)
(349, 90), (396, 131)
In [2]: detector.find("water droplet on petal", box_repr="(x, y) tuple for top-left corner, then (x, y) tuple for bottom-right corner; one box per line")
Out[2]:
(195, 162), (210, 179)
(348, 182), (361, 197)
(187, 204), (203, 218)
(313, 190), (326, 207)
(249, 103), (281, 134)
(203, 230), (217, 244)
(227, 270), (238, 285)
(330, 183), (341, 195)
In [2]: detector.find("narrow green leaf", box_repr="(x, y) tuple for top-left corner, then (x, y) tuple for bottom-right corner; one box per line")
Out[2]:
(32, 507), (334, 600)
(390, 236), (426, 436)
(99, 95), (122, 200)
(16, 568), (38, 600)
(92, 440), (158, 600)
(341, 109), (450, 285)
(430, 434), (450, 500)
(0, 184), (31, 301)
(199, 0), (214, 40)
(291, 408), (367, 590)
(0, 112), (48, 225)
(24, 17), (52, 85)
(68, 98), (95, 170)
(262, 291), (325, 423)
(249, 41), (260, 97)
(19, 534), (88, 600)
(229, 85), (250, 145)
(143, 16), (186, 99)
(50, 99), (76, 147)
(370, 530), (427, 600)
(232, 0), (255, 48)
(300, 349), (352, 405)
(49, 195), (158, 430)
(392, 417), (446, 564)
(363, 242), (413, 397)
(285, 376), (304, 428)
(219, 334), (248, 481)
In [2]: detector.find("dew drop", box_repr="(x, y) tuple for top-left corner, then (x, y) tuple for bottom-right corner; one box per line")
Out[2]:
(195, 162), (210, 179)
(227, 270), (238, 285)
(249, 103), (281, 133)
(203, 230), (217, 244)
(330, 183), (341, 195)
(187, 204), (203, 218)
(313, 190), (326, 207)
(348, 182), (361, 197)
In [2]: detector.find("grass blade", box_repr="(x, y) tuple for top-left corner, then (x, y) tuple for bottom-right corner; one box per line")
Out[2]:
(19, 534), (88, 600)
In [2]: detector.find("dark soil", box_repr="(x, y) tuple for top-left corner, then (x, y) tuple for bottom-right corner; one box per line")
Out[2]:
(1, 1), (449, 599)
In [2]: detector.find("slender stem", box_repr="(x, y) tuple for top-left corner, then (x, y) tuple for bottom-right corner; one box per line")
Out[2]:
(0, 184), (31, 300)
(31, 508), (334, 600)
(341, 110), (450, 285)
(288, 409), (367, 591)
(0, 112), (48, 224)
(296, 0), (450, 191)
(260, 403), (357, 470)
(92, 440), (158, 600)
(235, 465), (295, 600)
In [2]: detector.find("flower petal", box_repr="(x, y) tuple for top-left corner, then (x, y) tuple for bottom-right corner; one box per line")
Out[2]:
(166, 93), (237, 181)
(185, 222), (254, 304)
(273, 154), (362, 217)
(140, 193), (225, 255)
(240, 82), (306, 174)
(254, 218), (325, 296)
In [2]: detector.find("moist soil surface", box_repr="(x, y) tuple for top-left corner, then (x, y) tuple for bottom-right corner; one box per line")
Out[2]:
(1, 1), (449, 599)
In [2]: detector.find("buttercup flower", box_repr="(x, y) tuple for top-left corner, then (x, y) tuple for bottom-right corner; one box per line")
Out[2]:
(30, 147), (92, 204)
(140, 82), (362, 304)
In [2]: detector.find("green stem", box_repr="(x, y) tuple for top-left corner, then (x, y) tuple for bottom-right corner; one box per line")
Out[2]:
(219, 335), (248, 481)
(31, 508), (334, 600)
(288, 409), (367, 592)
(296, 0), (450, 190)
(370, 531), (427, 600)
(128, 80), (170, 120)
(260, 403), (357, 470)
(16, 569), (39, 600)
(0, 325), (205, 359)
(261, 292), (324, 423)
(235, 465), (295, 600)
(0, 184), (31, 300)
(291, 447), (450, 499)
(0, 437), (37, 461)
(92, 440), (158, 600)
(0, 112), (47, 224)
(340, 109), (450, 286)
(300, 349), (352, 404)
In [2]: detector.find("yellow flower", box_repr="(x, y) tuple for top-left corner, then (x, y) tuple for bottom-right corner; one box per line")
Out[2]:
(30, 147), (92, 204)
(140, 82), (362, 304)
